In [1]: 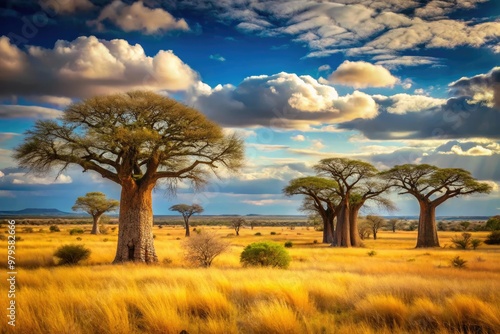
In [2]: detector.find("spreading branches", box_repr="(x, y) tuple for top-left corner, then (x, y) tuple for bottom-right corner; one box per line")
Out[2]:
(14, 91), (244, 189)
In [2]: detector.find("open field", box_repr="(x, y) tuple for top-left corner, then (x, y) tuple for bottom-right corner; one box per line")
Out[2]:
(1, 224), (499, 334)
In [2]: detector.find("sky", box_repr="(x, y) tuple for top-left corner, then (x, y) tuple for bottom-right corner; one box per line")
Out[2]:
(0, 0), (499, 216)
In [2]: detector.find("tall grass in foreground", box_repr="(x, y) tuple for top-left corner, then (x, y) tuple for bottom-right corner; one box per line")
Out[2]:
(0, 226), (498, 333)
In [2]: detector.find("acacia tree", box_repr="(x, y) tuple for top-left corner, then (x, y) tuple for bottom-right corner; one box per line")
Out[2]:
(283, 177), (339, 244)
(314, 158), (378, 247)
(387, 218), (400, 233)
(72, 192), (119, 234)
(365, 215), (385, 240)
(170, 204), (204, 237)
(382, 164), (491, 248)
(14, 91), (244, 263)
(231, 217), (245, 236)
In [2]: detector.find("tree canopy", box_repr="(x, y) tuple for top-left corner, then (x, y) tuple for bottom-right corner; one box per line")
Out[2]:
(382, 164), (492, 247)
(15, 91), (244, 190)
(14, 91), (244, 263)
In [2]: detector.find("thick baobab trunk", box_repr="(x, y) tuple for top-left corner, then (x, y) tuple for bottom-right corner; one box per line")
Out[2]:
(184, 217), (190, 237)
(349, 205), (362, 247)
(322, 210), (334, 244)
(113, 182), (158, 263)
(91, 214), (101, 235)
(416, 202), (440, 248)
(333, 199), (351, 247)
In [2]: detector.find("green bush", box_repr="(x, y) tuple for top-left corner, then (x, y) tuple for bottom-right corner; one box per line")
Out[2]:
(254, 232), (262, 236)
(484, 231), (500, 245)
(49, 225), (60, 232)
(284, 241), (293, 248)
(54, 244), (91, 265)
(69, 228), (84, 235)
(367, 250), (377, 257)
(240, 241), (291, 269)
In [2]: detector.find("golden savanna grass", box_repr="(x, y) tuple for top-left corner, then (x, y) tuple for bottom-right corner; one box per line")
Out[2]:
(0, 224), (499, 334)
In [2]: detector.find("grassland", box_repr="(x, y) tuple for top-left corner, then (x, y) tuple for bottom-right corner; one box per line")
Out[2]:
(1, 223), (499, 334)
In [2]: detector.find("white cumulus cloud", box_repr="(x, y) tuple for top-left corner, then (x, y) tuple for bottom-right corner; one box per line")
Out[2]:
(90, 0), (189, 34)
(329, 60), (398, 88)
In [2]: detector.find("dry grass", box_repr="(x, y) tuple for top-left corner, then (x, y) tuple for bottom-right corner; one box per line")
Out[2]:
(0, 225), (499, 334)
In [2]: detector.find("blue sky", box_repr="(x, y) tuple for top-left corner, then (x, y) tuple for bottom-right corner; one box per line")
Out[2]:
(0, 0), (499, 216)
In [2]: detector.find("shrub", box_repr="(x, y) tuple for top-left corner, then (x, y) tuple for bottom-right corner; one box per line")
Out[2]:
(284, 241), (293, 248)
(22, 227), (34, 233)
(54, 244), (91, 265)
(240, 241), (291, 269)
(76, 237), (82, 241)
(69, 228), (84, 235)
(367, 250), (377, 257)
(471, 239), (482, 250)
(254, 232), (262, 236)
(270, 231), (276, 235)
(451, 232), (473, 249)
(0, 234), (6, 241)
(183, 230), (229, 267)
(49, 225), (60, 232)
(484, 230), (500, 245)
(450, 256), (467, 269)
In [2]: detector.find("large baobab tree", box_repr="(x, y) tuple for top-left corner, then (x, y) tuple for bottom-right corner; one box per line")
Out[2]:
(283, 177), (339, 244)
(382, 164), (491, 248)
(314, 158), (378, 247)
(170, 203), (204, 237)
(14, 91), (244, 263)
(347, 180), (394, 247)
(72, 192), (119, 234)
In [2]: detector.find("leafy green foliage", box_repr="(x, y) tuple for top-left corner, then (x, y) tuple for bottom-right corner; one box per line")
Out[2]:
(484, 231), (500, 245)
(240, 242), (291, 268)
(69, 228), (84, 235)
(72, 192), (119, 217)
(49, 225), (60, 232)
(54, 244), (91, 265)
(485, 216), (500, 231)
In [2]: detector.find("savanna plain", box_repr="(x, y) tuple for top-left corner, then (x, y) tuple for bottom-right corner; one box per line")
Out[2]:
(1, 220), (499, 334)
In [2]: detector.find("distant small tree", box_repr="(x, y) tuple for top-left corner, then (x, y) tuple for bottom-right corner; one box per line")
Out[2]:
(366, 215), (385, 240)
(182, 230), (229, 267)
(358, 221), (372, 240)
(485, 216), (500, 231)
(387, 218), (399, 233)
(72, 192), (119, 235)
(231, 217), (245, 236)
(170, 204), (204, 237)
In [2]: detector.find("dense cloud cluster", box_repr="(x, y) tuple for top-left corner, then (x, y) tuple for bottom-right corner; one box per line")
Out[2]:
(189, 72), (377, 128)
(0, 35), (198, 103)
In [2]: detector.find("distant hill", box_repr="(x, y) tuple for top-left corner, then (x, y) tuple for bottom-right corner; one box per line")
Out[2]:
(0, 208), (72, 216)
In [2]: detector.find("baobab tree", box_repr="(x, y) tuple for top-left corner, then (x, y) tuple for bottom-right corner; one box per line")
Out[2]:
(170, 204), (204, 237)
(347, 180), (394, 247)
(72, 192), (119, 234)
(314, 158), (378, 247)
(382, 164), (491, 248)
(14, 91), (244, 263)
(283, 177), (339, 244)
